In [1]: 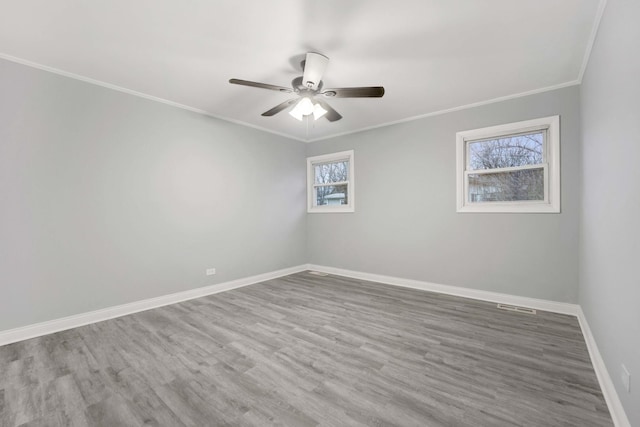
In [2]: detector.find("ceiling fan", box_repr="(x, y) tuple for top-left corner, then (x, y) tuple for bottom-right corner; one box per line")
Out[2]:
(229, 52), (384, 122)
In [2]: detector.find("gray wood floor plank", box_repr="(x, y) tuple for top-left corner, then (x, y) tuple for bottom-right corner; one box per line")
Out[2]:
(0, 272), (613, 426)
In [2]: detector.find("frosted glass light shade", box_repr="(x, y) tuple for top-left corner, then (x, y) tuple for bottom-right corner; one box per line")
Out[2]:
(297, 98), (314, 115)
(289, 107), (304, 121)
(312, 103), (327, 120)
(290, 97), (324, 121)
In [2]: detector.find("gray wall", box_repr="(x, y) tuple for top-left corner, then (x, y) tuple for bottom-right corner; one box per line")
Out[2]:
(307, 86), (581, 303)
(0, 58), (307, 331)
(0, 13), (635, 420)
(579, 0), (640, 423)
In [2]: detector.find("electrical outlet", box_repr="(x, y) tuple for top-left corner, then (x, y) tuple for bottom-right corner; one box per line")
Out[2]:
(621, 365), (631, 392)
(206, 268), (216, 276)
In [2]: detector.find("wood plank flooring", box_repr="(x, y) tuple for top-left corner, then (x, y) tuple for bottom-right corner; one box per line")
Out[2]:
(0, 272), (612, 426)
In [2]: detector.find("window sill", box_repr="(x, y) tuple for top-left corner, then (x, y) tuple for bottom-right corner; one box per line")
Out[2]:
(457, 201), (560, 213)
(308, 206), (355, 214)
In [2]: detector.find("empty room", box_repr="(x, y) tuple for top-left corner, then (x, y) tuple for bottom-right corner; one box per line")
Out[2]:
(0, 1), (638, 426)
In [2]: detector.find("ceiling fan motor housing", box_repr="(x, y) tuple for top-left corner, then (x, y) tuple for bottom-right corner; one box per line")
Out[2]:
(303, 52), (329, 90)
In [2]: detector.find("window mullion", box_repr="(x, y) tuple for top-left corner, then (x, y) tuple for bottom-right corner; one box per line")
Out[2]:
(466, 163), (546, 175)
(313, 181), (349, 188)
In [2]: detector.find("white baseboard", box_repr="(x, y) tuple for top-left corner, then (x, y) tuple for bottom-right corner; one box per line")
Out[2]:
(0, 264), (308, 347)
(308, 264), (629, 426)
(577, 307), (631, 427)
(1, 262), (629, 426)
(308, 264), (579, 315)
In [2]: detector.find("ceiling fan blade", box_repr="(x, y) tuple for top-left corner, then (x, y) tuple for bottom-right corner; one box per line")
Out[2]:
(229, 78), (293, 93)
(261, 98), (299, 117)
(321, 87), (385, 98)
(315, 99), (342, 122)
(302, 52), (329, 90)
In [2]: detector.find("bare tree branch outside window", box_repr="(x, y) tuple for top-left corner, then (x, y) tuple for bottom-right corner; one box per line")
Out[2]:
(468, 132), (545, 202)
(314, 161), (349, 205)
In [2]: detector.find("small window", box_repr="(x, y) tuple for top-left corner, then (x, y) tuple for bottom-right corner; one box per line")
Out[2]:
(307, 150), (354, 213)
(456, 116), (560, 213)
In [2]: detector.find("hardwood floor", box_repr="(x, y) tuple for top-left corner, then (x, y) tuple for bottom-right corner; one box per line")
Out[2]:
(0, 272), (612, 426)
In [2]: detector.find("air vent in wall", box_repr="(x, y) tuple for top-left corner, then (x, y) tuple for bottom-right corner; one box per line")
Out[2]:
(497, 303), (537, 315)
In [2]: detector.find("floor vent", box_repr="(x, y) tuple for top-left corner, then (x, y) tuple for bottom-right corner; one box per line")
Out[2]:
(497, 303), (537, 315)
(308, 270), (329, 277)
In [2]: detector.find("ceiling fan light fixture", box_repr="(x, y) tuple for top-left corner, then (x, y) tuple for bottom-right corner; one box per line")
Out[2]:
(289, 97), (317, 121)
(288, 107), (304, 121)
(312, 103), (327, 120)
(297, 97), (315, 115)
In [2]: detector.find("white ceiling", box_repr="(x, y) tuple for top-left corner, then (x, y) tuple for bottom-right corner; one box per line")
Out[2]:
(0, 0), (603, 142)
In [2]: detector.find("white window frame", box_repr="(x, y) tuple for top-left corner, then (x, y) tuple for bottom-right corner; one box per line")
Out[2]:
(307, 150), (355, 213)
(456, 116), (560, 213)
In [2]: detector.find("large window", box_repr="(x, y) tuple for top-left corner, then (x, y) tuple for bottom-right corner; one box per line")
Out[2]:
(456, 116), (560, 213)
(307, 150), (354, 213)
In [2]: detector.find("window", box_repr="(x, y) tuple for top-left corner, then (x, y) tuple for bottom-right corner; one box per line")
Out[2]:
(307, 150), (355, 213)
(456, 116), (560, 213)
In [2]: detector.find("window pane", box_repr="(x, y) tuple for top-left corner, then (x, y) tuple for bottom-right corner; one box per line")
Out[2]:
(468, 131), (544, 170)
(314, 161), (349, 184)
(468, 168), (544, 202)
(316, 184), (348, 206)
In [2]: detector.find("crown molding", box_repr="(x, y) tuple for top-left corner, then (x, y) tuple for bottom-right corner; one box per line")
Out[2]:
(2, 0), (607, 148)
(306, 80), (580, 143)
(578, 0), (608, 83)
(0, 52), (306, 143)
